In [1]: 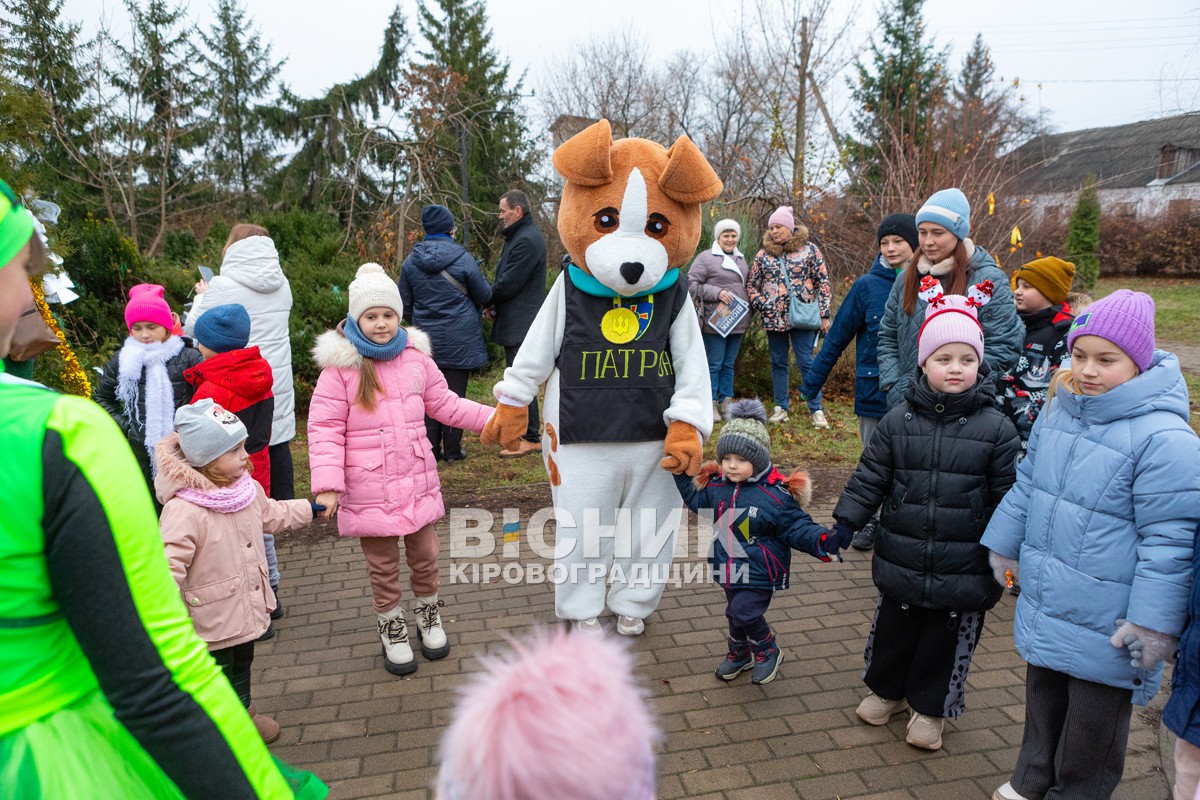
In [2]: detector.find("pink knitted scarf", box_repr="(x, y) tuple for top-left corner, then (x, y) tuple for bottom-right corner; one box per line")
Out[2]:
(176, 471), (257, 514)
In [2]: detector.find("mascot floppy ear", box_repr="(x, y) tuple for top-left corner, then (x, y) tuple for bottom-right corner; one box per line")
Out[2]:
(552, 119), (614, 186)
(660, 134), (723, 204)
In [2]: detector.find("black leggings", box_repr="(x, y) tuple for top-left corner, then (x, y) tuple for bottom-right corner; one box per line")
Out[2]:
(426, 368), (471, 458)
(211, 640), (255, 708)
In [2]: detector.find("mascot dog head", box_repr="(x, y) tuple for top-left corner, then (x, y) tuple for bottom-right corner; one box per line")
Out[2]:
(553, 119), (723, 296)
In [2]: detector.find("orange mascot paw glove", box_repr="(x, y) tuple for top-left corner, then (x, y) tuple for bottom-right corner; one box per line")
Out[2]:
(659, 420), (703, 476)
(481, 404), (529, 451)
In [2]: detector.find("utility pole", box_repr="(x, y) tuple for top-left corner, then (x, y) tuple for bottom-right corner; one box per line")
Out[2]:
(793, 16), (811, 208)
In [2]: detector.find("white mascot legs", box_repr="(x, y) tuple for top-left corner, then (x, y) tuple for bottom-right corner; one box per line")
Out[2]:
(548, 439), (684, 622)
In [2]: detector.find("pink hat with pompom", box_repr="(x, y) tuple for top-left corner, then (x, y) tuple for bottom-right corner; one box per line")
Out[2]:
(435, 628), (659, 800)
(916, 277), (992, 365)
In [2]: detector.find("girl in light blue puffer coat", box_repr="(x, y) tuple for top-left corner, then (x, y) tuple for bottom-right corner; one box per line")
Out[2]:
(982, 290), (1200, 800)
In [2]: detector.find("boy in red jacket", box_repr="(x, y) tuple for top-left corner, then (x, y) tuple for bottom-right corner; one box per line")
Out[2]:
(185, 303), (284, 631)
(186, 303), (275, 491)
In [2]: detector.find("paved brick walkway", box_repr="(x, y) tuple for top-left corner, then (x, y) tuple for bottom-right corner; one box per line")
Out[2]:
(257, 490), (1174, 799)
(1162, 340), (1200, 375)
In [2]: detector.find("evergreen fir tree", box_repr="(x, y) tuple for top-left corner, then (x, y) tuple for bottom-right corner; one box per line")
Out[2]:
(845, 0), (948, 189)
(951, 34), (1036, 160)
(117, 0), (201, 188)
(0, 76), (47, 187)
(194, 0), (283, 196)
(1064, 174), (1101, 291)
(269, 6), (409, 212)
(416, 0), (536, 251)
(0, 0), (95, 208)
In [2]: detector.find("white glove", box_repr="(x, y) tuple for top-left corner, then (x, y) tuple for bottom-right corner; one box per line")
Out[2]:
(1110, 619), (1178, 670)
(988, 550), (1019, 590)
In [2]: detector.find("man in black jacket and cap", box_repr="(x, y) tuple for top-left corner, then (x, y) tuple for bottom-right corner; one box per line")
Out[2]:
(491, 189), (547, 457)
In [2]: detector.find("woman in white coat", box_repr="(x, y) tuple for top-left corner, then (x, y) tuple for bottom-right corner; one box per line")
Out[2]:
(185, 224), (296, 623)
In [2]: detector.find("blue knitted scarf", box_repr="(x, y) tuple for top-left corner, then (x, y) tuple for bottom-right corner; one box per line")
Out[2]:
(344, 316), (408, 361)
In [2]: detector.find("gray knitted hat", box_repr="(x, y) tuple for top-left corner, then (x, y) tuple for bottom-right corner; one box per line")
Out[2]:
(174, 398), (248, 467)
(716, 399), (771, 475)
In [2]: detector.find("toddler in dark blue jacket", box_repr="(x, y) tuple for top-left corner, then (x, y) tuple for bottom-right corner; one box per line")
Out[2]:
(674, 400), (847, 685)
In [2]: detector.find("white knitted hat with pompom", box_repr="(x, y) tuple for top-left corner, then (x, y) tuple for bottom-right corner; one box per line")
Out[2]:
(348, 262), (403, 322)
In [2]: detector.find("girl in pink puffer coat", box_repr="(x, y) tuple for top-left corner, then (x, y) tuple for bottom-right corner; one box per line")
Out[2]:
(308, 263), (495, 677)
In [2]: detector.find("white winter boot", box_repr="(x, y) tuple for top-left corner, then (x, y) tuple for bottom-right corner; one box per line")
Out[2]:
(413, 595), (450, 660)
(377, 606), (417, 675)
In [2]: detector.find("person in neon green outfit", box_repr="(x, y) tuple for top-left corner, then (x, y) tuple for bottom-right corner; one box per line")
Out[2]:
(0, 178), (328, 799)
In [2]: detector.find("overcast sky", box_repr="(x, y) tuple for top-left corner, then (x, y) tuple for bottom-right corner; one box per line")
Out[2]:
(65, 0), (1200, 137)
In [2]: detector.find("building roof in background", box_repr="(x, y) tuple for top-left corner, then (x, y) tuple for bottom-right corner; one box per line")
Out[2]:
(1010, 111), (1200, 194)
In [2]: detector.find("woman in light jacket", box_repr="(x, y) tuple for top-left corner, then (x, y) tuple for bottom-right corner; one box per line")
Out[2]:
(687, 218), (750, 422)
(877, 188), (1023, 409)
(187, 224), (296, 499)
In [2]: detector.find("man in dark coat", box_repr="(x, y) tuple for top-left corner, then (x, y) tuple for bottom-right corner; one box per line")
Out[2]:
(490, 189), (547, 457)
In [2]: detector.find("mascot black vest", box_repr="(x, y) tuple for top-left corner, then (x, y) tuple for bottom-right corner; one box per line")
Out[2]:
(555, 270), (687, 444)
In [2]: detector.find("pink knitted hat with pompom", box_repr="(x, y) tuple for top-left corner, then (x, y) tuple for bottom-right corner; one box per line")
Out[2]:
(916, 277), (993, 365)
(435, 628), (659, 800)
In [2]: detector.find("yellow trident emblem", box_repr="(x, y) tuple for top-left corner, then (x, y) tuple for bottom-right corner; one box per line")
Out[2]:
(600, 307), (639, 344)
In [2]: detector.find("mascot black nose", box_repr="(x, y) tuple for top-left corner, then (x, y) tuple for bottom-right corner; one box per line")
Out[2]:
(620, 262), (645, 284)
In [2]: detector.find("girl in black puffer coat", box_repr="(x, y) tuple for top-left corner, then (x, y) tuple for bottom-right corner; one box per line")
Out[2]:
(833, 281), (1021, 752)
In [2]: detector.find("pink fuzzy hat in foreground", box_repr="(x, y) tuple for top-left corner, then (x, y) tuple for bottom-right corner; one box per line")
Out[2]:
(434, 628), (660, 800)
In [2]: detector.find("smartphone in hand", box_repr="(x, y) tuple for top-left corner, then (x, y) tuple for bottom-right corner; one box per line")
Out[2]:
(198, 265), (214, 283)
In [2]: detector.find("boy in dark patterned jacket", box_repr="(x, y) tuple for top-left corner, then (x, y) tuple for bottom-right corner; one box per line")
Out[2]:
(997, 257), (1076, 451)
(674, 400), (846, 685)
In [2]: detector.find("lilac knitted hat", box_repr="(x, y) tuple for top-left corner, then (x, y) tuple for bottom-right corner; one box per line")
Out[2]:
(767, 205), (795, 230)
(1067, 289), (1156, 371)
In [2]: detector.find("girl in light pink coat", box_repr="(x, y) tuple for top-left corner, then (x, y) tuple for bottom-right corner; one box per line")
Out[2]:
(308, 263), (494, 677)
(156, 398), (317, 743)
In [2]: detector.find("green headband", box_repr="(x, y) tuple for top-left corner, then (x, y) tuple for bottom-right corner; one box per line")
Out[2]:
(0, 179), (35, 270)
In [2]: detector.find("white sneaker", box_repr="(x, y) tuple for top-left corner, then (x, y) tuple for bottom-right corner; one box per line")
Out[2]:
(811, 410), (829, 429)
(712, 400), (722, 422)
(855, 692), (908, 725)
(768, 406), (789, 424)
(574, 617), (603, 635)
(377, 606), (417, 675)
(905, 711), (944, 750)
(992, 782), (1030, 800)
(616, 615), (645, 636)
(413, 595), (450, 660)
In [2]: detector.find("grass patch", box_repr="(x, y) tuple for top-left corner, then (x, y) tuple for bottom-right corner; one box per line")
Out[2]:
(1094, 277), (1200, 345)
(289, 272), (1200, 498)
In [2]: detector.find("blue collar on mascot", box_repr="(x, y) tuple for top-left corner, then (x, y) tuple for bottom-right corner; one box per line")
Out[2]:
(567, 264), (680, 299)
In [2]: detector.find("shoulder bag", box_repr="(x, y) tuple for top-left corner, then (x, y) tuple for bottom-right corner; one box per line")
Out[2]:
(783, 258), (821, 330)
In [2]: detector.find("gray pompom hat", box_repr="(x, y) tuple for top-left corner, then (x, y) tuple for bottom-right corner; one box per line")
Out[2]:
(716, 399), (771, 475)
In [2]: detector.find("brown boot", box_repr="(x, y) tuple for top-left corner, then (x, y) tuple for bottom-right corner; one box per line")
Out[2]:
(247, 703), (281, 744)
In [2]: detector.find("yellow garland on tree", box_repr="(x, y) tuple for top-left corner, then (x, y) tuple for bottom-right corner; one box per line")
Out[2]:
(30, 278), (91, 397)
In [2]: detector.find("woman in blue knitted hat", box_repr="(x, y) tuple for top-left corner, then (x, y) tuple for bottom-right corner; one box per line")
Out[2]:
(876, 188), (1024, 409)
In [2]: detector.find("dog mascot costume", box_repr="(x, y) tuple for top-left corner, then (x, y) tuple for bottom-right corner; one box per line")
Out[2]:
(482, 119), (722, 630)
